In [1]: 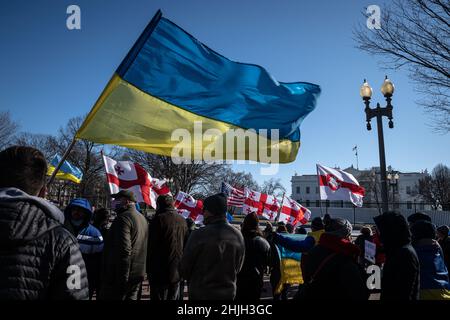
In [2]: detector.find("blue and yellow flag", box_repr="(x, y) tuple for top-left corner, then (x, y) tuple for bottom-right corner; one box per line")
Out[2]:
(76, 10), (321, 163)
(275, 234), (306, 294)
(47, 155), (83, 184)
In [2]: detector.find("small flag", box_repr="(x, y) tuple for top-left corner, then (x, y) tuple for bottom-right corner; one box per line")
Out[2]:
(279, 196), (311, 226)
(174, 191), (204, 224)
(221, 182), (245, 207)
(103, 155), (170, 208)
(317, 164), (365, 207)
(47, 154), (83, 184)
(243, 188), (280, 221)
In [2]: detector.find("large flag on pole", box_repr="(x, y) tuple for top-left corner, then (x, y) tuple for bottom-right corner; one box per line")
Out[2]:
(174, 191), (204, 224)
(221, 182), (245, 207)
(317, 164), (365, 207)
(103, 155), (170, 208)
(279, 196), (311, 226)
(242, 188), (280, 221)
(75, 10), (321, 163)
(47, 154), (83, 184)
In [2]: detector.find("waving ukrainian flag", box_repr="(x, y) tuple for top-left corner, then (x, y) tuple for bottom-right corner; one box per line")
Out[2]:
(76, 10), (320, 163)
(47, 154), (83, 184)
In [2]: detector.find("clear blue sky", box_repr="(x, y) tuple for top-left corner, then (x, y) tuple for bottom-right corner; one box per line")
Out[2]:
(1, 0), (448, 191)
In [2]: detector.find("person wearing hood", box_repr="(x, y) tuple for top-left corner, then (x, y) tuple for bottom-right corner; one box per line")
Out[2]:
(411, 220), (450, 300)
(373, 212), (420, 300)
(297, 218), (368, 300)
(180, 193), (245, 300)
(0, 146), (88, 299)
(147, 194), (188, 300)
(99, 190), (148, 300)
(236, 212), (271, 300)
(437, 225), (450, 270)
(64, 198), (103, 299)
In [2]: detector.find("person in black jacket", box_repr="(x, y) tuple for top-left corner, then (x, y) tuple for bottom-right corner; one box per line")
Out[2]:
(374, 211), (420, 300)
(0, 146), (89, 300)
(298, 218), (369, 300)
(236, 212), (271, 300)
(437, 225), (450, 270)
(147, 195), (188, 300)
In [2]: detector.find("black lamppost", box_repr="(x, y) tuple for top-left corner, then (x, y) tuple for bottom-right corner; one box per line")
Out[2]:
(387, 170), (399, 210)
(360, 76), (395, 213)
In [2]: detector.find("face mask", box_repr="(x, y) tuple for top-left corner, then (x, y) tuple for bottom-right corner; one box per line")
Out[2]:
(71, 218), (84, 227)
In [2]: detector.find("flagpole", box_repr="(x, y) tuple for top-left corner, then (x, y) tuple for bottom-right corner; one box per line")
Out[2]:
(316, 164), (324, 218)
(47, 138), (77, 188)
(355, 146), (359, 170)
(275, 192), (285, 223)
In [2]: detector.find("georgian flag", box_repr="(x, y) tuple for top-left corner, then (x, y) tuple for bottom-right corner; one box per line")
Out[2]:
(242, 188), (280, 221)
(279, 196), (311, 226)
(174, 191), (204, 224)
(103, 155), (170, 208)
(317, 164), (365, 207)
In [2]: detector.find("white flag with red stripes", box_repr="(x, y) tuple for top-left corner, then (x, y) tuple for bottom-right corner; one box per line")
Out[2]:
(103, 155), (170, 208)
(174, 191), (204, 224)
(317, 164), (365, 207)
(221, 182), (245, 207)
(279, 196), (311, 226)
(242, 188), (280, 221)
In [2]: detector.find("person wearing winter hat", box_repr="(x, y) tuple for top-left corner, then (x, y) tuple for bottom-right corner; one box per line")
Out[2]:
(180, 193), (245, 300)
(64, 198), (104, 299)
(374, 212), (420, 300)
(297, 218), (368, 300)
(411, 220), (450, 300)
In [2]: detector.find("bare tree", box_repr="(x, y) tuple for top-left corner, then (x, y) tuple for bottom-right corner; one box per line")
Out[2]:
(14, 132), (58, 160)
(125, 150), (228, 197)
(261, 178), (286, 197)
(419, 164), (450, 209)
(219, 168), (260, 191)
(0, 111), (19, 149)
(354, 0), (450, 132)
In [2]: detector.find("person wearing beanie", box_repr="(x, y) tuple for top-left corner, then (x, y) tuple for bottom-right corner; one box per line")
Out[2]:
(297, 218), (368, 300)
(236, 213), (271, 300)
(437, 225), (450, 270)
(407, 212), (432, 225)
(180, 193), (245, 300)
(373, 212), (419, 300)
(147, 194), (188, 300)
(411, 220), (450, 300)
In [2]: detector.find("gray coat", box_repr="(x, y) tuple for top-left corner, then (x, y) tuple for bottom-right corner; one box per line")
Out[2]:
(180, 216), (245, 300)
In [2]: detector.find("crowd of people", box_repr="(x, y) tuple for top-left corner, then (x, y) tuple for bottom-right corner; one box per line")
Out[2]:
(0, 145), (449, 300)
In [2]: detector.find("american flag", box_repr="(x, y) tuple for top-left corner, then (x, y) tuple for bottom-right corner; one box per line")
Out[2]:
(221, 182), (245, 207)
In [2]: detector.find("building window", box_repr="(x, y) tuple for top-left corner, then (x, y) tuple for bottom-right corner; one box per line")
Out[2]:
(406, 186), (411, 195)
(296, 187), (300, 194)
(306, 187), (310, 194)
(407, 201), (412, 209)
(316, 187), (319, 194)
(306, 200), (310, 207)
(419, 202), (425, 210)
(316, 200), (320, 207)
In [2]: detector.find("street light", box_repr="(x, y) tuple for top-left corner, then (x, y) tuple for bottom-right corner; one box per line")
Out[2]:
(387, 171), (399, 210)
(360, 76), (395, 213)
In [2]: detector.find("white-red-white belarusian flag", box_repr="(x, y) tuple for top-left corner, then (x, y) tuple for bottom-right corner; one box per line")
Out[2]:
(103, 155), (170, 208)
(242, 188), (280, 221)
(174, 191), (204, 224)
(317, 164), (365, 207)
(279, 196), (311, 226)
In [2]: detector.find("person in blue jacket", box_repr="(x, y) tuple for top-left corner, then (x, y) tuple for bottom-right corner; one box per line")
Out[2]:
(64, 198), (104, 299)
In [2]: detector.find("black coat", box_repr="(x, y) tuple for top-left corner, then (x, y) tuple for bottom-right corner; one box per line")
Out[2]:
(439, 236), (450, 270)
(180, 215), (245, 300)
(374, 213), (420, 300)
(236, 231), (271, 300)
(299, 233), (369, 300)
(147, 208), (188, 285)
(0, 188), (89, 300)
(99, 204), (148, 300)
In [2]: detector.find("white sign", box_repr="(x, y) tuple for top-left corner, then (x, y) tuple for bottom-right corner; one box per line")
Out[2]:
(364, 240), (376, 264)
